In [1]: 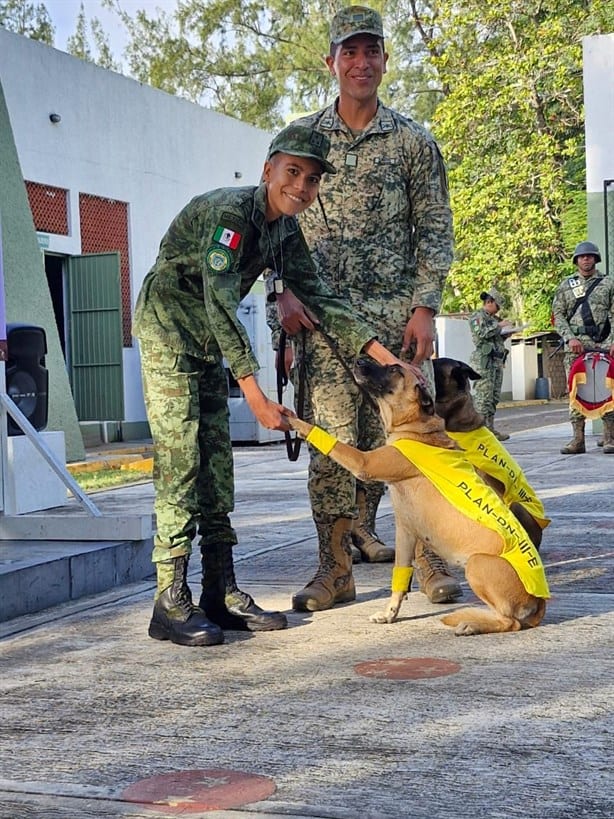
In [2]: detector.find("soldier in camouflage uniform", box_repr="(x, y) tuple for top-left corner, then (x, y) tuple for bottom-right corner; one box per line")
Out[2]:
(134, 123), (404, 647)
(552, 241), (614, 454)
(468, 287), (513, 441)
(267, 6), (461, 611)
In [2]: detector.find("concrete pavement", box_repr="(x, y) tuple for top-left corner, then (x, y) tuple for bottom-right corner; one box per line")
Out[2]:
(0, 413), (613, 818)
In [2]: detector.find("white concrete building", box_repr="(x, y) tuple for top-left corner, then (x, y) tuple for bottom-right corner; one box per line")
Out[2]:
(0, 27), (274, 447)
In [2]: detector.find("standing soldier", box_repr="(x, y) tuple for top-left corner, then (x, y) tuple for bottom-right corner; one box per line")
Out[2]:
(268, 5), (460, 610)
(133, 123), (405, 648)
(469, 288), (513, 441)
(552, 241), (614, 454)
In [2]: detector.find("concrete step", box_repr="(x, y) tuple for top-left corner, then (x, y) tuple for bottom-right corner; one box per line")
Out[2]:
(0, 536), (153, 623)
(0, 481), (156, 624)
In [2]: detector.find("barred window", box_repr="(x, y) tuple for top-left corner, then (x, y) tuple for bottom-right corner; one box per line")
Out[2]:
(79, 193), (132, 347)
(25, 181), (69, 235)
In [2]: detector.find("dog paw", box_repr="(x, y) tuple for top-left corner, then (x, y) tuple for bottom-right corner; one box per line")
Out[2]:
(369, 609), (398, 624)
(287, 417), (312, 437)
(454, 622), (480, 636)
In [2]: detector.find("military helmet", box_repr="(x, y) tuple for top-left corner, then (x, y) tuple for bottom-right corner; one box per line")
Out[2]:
(572, 241), (601, 264)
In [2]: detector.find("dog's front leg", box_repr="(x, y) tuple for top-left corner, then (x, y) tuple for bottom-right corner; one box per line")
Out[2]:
(370, 517), (418, 624)
(287, 419), (412, 483)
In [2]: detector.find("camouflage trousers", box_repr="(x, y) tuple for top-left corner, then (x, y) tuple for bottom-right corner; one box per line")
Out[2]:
(139, 341), (237, 564)
(564, 347), (614, 423)
(471, 361), (503, 418)
(295, 325), (435, 519)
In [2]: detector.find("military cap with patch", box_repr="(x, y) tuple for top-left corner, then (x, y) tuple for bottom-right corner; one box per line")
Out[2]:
(267, 123), (337, 174)
(480, 287), (505, 309)
(330, 5), (385, 45)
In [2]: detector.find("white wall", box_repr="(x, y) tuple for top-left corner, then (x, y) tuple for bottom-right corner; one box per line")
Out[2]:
(583, 34), (614, 263)
(436, 316), (513, 400)
(583, 34), (614, 194)
(0, 29), (273, 423)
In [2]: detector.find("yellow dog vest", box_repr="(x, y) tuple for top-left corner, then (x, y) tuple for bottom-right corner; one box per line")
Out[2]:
(446, 428), (550, 529)
(392, 439), (550, 599)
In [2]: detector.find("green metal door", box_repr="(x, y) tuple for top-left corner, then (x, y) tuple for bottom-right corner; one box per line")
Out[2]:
(67, 252), (124, 421)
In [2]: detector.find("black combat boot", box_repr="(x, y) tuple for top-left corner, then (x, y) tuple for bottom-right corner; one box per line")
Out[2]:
(148, 556), (224, 646)
(199, 543), (287, 631)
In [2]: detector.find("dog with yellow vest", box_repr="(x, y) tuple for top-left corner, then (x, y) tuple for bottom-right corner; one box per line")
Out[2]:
(288, 359), (549, 636)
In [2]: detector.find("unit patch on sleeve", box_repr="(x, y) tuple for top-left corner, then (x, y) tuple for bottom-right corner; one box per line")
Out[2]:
(213, 225), (242, 249)
(206, 245), (232, 273)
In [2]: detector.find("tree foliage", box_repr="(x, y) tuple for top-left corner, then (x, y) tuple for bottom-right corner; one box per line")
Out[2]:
(431, 0), (614, 326)
(66, 2), (120, 71)
(0, 0), (54, 43)
(29, 1), (614, 329)
(106, 0), (444, 128)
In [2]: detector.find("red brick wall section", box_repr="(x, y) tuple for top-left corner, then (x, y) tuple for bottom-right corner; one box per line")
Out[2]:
(25, 181), (69, 235)
(79, 193), (132, 346)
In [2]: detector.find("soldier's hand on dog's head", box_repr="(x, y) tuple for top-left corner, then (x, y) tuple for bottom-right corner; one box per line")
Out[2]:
(396, 353), (429, 389)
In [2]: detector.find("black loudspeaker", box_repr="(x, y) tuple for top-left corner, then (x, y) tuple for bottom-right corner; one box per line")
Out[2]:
(5, 323), (49, 436)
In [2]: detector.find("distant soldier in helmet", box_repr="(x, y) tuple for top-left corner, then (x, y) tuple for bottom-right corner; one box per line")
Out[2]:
(469, 287), (515, 440)
(552, 241), (614, 454)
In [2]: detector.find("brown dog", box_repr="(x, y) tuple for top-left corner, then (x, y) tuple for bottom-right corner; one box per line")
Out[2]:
(433, 357), (550, 549)
(288, 361), (549, 636)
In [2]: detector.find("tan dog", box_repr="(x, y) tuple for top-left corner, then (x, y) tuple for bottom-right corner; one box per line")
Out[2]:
(289, 361), (549, 636)
(433, 357), (550, 549)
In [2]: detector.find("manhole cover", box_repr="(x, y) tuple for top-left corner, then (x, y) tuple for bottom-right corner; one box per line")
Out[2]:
(354, 657), (461, 680)
(121, 768), (276, 813)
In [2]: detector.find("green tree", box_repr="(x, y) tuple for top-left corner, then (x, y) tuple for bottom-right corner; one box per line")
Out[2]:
(106, 0), (440, 129)
(431, 0), (614, 328)
(0, 0), (54, 43)
(62, 1), (614, 329)
(66, 2), (120, 71)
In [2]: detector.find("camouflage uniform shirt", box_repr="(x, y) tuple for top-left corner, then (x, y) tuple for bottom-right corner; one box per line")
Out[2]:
(290, 100), (453, 342)
(469, 308), (508, 371)
(134, 183), (376, 379)
(552, 270), (614, 349)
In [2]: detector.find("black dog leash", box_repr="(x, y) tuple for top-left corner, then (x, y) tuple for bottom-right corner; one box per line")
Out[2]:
(276, 329), (305, 461)
(276, 327), (382, 462)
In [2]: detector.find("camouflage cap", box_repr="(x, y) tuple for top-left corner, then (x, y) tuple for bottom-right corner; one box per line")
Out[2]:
(267, 124), (337, 174)
(480, 287), (505, 309)
(330, 5), (384, 45)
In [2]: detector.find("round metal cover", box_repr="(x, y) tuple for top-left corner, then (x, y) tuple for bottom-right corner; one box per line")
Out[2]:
(121, 768), (276, 813)
(354, 657), (461, 680)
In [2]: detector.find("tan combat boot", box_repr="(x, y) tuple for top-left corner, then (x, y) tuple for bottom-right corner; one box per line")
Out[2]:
(292, 517), (356, 612)
(602, 417), (614, 454)
(414, 542), (463, 603)
(351, 486), (394, 563)
(560, 419), (585, 454)
(484, 413), (510, 441)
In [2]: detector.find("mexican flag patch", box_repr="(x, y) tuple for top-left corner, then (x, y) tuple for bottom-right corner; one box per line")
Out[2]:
(213, 225), (241, 249)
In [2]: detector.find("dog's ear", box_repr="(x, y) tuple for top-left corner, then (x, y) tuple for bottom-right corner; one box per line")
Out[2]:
(417, 383), (436, 416)
(453, 362), (481, 387)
